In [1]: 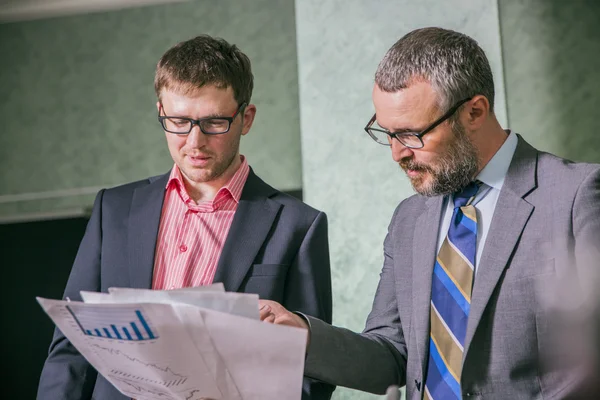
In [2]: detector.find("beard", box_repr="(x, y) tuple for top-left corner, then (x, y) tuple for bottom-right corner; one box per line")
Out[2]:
(400, 122), (479, 196)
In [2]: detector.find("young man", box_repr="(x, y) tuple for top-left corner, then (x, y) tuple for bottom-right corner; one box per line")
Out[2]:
(37, 35), (334, 400)
(260, 27), (600, 399)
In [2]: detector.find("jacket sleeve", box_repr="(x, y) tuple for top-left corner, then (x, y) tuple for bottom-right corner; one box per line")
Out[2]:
(303, 206), (407, 395)
(37, 190), (105, 400)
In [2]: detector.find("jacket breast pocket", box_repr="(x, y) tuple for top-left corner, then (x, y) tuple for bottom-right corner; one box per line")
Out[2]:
(249, 263), (287, 276)
(503, 257), (555, 283)
(241, 264), (289, 301)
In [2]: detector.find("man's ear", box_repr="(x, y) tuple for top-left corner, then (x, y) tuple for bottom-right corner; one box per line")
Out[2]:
(463, 95), (490, 130)
(241, 104), (257, 136)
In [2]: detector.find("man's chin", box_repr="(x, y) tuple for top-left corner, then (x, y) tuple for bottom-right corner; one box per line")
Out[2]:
(410, 181), (428, 196)
(406, 172), (428, 192)
(411, 177), (444, 197)
(182, 168), (214, 184)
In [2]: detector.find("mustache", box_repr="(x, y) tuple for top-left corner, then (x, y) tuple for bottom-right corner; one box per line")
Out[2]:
(399, 158), (431, 173)
(186, 150), (214, 158)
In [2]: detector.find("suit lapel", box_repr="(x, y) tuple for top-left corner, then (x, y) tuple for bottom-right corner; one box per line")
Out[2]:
(412, 195), (445, 378)
(213, 169), (281, 292)
(463, 136), (537, 355)
(128, 173), (169, 289)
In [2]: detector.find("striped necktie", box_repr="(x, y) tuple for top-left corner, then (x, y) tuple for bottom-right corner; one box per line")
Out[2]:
(424, 182), (480, 400)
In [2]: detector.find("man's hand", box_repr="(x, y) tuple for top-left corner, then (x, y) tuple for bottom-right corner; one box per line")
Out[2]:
(259, 300), (309, 330)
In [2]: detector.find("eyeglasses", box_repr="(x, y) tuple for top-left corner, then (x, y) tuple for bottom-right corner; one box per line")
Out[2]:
(158, 102), (247, 135)
(363, 97), (472, 149)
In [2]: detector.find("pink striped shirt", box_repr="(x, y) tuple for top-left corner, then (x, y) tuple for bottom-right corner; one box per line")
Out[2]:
(151, 156), (250, 290)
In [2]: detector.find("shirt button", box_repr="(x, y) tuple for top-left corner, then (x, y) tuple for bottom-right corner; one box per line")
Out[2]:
(179, 244), (187, 252)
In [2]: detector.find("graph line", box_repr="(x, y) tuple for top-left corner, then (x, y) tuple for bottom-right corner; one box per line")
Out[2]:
(115, 378), (207, 400)
(91, 343), (187, 381)
(113, 378), (173, 398)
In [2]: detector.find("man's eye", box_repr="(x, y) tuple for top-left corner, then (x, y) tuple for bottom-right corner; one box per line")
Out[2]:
(169, 118), (189, 127)
(204, 119), (228, 129)
(394, 132), (417, 137)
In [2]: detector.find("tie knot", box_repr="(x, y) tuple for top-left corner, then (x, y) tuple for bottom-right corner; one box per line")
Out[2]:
(453, 181), (481, 208)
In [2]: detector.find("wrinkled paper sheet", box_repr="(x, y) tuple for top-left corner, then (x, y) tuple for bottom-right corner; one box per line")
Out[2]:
(38, 286), (307, 400)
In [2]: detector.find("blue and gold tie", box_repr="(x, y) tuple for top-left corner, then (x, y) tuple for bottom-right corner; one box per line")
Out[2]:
(424, 182), (480, 400)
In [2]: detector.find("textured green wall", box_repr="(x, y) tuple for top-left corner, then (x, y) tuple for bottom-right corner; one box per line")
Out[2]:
(0, 0), (301, 220)
(499, 0), (600, 163)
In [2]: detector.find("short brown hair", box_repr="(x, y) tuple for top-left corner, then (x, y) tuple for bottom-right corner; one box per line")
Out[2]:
(154, 35), (253, 105)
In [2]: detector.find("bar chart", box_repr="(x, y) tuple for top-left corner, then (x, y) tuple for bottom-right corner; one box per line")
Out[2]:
(66, 304), (159, 341)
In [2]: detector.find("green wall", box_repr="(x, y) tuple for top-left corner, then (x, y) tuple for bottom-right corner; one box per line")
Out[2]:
(499, 0), (600, 163)
(0, 0), (301, 221)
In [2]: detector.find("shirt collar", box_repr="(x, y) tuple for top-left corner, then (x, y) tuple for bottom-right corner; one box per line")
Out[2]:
(219, 155), (249, 204)
(476, 130), (518, 191)
(166, 155), (250, 210)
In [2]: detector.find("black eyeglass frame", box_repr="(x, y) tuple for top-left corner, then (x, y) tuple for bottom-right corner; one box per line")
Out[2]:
(158, 102), (247, 135)
(363, 97), (472, 149)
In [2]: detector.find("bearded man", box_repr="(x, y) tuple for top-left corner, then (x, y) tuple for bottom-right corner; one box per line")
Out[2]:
(259, 27), (600, 400)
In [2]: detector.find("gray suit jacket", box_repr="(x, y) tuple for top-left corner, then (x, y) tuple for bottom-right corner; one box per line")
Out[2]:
(304, 136), (600, 399)
(37, 168), (334, 400)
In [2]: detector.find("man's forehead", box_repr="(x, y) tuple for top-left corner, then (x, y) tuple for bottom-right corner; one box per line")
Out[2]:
(160, 83), (233, 100)
(374, 82), (436, 107)
(373, 82), (438, 127)
(159, 86), (237, 117)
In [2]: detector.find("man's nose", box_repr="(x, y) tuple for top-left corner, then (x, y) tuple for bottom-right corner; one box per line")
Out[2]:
(391, 139), (413, 162)
(185, 124), (208, 148)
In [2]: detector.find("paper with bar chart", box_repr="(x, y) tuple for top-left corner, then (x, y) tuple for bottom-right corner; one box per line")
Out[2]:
(67, 303), (158, 341)
(37, 288), (308, 400)
(37, 298), (229, 400)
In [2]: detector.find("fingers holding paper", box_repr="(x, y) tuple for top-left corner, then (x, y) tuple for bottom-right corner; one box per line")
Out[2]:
(259, 300), (309, 330)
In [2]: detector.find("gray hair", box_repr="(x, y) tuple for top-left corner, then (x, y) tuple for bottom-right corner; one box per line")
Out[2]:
(375, 27), (495, 115)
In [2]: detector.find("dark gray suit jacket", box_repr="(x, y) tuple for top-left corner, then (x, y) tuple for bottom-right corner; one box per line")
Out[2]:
(37, 168), (334, 400)
(304, 137), (600, 399)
